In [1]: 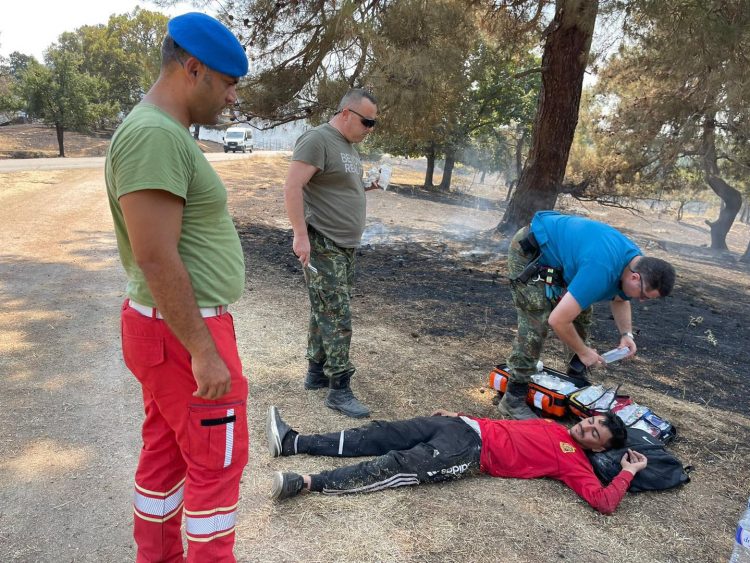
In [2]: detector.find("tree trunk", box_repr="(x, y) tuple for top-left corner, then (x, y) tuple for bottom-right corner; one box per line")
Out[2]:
(702, 118), (741, 250)
(506, 179), (517, 202)
(739, 200), (750, 225)
(741, 239), (750, 264)
(497, 0), (598, 233)
(514, 124), (526, 182)
(439, 148), (455, 191)
(480, 169), (487, 183)
(193, 124), (200, 139)
(55, 122), (65, 157)
(424, 142), (436, 188)
(507, 124), (527, 201)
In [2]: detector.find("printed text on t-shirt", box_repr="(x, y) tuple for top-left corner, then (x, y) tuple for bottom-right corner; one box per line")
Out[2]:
(340, 153), (362, 175)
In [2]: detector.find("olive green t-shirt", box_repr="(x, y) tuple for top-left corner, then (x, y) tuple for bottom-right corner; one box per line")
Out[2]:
(292, 123), (366, 248)
(105, 103), (245, 307)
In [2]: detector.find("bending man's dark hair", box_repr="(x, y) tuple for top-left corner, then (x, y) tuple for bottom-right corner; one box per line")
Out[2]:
(336, 88), (378, 112)
(603, 411), (627, 449)
(636, 257), (676, 297)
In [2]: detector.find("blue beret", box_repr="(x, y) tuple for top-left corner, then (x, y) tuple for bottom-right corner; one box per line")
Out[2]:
(168, 12), (248, 78)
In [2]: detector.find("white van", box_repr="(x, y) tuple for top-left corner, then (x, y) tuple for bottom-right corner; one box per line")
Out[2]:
(223, 127), (253, 153)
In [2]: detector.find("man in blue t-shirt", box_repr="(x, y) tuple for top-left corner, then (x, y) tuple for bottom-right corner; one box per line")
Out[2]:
(499, 211), (676, 420)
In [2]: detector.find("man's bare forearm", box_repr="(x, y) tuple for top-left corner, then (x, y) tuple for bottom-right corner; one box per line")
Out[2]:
(139, 251), (217, 358)
(551, 322), (588, 356)
(283, 182), (307, 237)
(610, 299), (633, 335)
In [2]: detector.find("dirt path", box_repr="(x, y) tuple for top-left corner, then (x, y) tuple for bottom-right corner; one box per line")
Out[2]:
(1, 155), (749, 562)
(0, 166), (138, 561)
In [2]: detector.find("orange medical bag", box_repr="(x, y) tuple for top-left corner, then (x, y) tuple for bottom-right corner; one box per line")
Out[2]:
(488, 363), (583, 418)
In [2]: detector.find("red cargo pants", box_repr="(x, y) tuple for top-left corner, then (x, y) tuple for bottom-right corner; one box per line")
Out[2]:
(121, 300), (249, 562)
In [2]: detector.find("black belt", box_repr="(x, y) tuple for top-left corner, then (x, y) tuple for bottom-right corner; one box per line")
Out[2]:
(512, 230), (565, 287)
(518, 231), (539, 255)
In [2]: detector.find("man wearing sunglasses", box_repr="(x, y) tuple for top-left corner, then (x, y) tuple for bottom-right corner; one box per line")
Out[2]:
(499, 211), (676, 420)
(283, 89), (380, 418)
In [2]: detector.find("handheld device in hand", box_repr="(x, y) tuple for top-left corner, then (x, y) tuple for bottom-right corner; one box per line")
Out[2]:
(378, 165), (392, 190)
(602, 347), (629, 364)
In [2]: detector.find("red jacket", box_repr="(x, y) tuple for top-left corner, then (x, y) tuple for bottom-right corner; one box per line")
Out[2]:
(471, 417), (633, 514)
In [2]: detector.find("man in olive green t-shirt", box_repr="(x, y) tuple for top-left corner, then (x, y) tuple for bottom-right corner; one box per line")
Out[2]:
(283, 88), (380, 418)
(105, 13), (250, 562)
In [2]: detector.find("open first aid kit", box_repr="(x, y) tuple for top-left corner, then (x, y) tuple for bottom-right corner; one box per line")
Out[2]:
(488, 364), (677, 443)
(569, 385), (677, 443)
(489, 363), (585, 418)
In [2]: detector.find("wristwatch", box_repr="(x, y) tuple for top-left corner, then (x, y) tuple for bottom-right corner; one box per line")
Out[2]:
(621, 331), (635, 339)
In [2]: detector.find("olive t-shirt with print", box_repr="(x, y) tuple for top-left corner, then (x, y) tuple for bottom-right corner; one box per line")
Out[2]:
(292, 123), (366, 248)
(105, 103), (245, 307)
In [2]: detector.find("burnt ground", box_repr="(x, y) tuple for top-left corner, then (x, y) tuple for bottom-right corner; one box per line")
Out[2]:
(234, 180), (750, 417)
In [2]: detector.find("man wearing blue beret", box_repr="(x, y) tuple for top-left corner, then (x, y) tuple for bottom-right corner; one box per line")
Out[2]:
(105, 12), (250, 562)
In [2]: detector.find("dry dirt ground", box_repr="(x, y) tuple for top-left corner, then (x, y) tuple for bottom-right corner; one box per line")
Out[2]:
(1, 125), (749, 562)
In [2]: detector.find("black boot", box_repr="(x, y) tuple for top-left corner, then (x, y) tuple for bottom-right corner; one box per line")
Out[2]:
(325, 371), (370, 418)
(497, 381), (538, 420)
(566, 354), (592, 388)
(304, 359), (328, 390)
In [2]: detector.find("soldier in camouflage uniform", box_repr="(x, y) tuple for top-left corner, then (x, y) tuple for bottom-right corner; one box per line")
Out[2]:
(305, 227), (356, 384)
(499, 212), (676, 420)
(501, 226), (593, 419)
(283, 89), (380, 418)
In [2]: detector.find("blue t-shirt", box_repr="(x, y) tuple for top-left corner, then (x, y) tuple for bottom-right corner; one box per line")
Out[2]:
(530, 211), (641, 310)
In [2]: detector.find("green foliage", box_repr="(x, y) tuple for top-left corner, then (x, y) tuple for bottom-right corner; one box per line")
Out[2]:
(16, 47), (116, 132)
(233, 0), (541, 188)
(238, 0), (379, 122)
(1, 47), (36, 114)
(590, 0), (750, 199)
(67, 8), (169, 116)
(7, 7), (167, 130)
(460, 43), (540, 175)
(7, 52), (36, 78)
(365, 0), (477, 158)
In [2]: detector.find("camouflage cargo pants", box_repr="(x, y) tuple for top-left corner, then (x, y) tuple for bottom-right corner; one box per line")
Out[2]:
(305, 227), (356, 381)
(506, 226), (592, 384)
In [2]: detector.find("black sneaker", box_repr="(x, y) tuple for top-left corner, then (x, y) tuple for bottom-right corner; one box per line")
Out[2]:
(266, 405), (293, 457)
(270, 471), (304, 501)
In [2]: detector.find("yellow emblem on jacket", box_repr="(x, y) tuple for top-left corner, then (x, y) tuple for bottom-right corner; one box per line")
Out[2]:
(560, 442), (576, 454)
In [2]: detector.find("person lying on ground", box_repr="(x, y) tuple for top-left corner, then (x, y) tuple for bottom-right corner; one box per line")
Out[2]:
(265, 406), (648, 514)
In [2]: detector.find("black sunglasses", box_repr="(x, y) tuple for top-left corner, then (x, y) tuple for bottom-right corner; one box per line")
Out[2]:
(347, 108), (377, 128)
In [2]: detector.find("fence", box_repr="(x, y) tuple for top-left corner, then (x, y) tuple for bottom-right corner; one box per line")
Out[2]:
(253, 138), (294, 152)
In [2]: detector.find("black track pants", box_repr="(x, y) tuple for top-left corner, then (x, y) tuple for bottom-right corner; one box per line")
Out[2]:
(299, 416), (482, 495)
